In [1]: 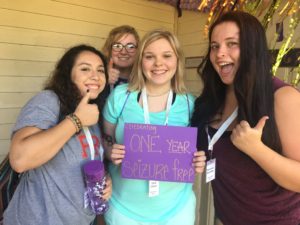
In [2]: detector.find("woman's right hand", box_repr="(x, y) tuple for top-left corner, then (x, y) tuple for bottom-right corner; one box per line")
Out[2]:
(108, 59), (120, 85)
(110, 144), (125, 165)
(102, 174), (112, 201)
(74, 91), (99, 127)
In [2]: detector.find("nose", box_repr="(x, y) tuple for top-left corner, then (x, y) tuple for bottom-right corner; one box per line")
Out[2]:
(90, 70), (99, 80)
(154, 57), (163, 66)
(120, 46), (127, 54)
(217, 45), (226, 58)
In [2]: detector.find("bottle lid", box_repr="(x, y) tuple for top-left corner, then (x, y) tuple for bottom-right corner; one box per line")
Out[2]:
(83, 160), (105, 182)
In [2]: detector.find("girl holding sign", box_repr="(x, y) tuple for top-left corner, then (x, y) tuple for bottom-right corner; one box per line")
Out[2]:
(102, 29), (206, 225)
(192, 11), (300, 225)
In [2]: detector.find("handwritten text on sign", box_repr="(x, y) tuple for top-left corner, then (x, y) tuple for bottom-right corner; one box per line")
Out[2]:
(122, 123), (197, 183)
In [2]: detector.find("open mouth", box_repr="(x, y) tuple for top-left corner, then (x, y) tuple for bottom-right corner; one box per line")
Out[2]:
(219, 62), (234, 74)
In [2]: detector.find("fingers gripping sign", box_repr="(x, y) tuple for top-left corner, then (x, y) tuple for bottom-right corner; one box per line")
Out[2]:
(110, 144), (125, 165)
(231, 116), (269, 154)
(74, 90), (99, 127)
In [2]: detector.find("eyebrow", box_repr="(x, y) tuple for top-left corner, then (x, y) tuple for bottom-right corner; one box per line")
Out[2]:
(115, 42), (136, 45)
(77, 62), (104, 67)
(143, 50), (174, 54)
(211, 36), (239, 43)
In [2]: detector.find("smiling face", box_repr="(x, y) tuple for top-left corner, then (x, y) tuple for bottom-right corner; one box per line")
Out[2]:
(71, 51), (106, 99)
(210, 21), (240, 86)
(142, 38), (177, 89)
(111, 33), (137, 69)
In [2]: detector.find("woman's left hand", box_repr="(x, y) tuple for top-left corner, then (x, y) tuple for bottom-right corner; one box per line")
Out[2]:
(193, 151), (206, 173)
(231, 116), (268, 154)
(101, 174), (112, 201)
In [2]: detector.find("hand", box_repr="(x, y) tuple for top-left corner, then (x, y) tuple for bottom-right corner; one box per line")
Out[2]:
(231, 116), (269, 154)
(108, 59), (120, 85)
(74, 90), (99, 127)
(193, 151), (206, 174)
(110, 144), (125, 165)
(101, 174), (112, 201)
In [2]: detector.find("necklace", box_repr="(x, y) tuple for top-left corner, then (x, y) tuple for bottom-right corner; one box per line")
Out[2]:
(147, 89), (171, 97)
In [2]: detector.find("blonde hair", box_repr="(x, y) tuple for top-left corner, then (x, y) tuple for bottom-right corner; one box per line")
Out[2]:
(128, 28), (186, 94)
(102, 25), (140, 59)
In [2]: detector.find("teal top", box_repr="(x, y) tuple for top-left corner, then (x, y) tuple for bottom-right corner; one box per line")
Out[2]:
(103, 84), (195, 222)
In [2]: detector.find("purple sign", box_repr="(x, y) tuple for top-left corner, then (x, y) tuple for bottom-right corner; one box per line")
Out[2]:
(122, 123), (197, 183)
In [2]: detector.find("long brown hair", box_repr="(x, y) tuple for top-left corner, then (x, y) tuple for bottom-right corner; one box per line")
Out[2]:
(191, 11), (282, 153)
(44, 44), (109, 124)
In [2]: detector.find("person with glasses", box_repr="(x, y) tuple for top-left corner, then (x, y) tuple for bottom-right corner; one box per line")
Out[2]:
(102, 25), (140, 90)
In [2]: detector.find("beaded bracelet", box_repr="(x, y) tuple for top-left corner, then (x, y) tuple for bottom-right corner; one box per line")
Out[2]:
(66, 113), (82, 134)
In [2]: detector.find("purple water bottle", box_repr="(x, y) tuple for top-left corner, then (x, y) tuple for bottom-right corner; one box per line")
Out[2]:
(83, 160), (109, 214)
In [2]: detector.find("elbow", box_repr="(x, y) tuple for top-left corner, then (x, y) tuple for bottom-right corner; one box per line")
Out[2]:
(9, 146), (28, 173)
(9, 155), (27, 173)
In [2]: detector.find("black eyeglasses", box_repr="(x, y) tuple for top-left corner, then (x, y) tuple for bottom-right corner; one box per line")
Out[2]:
(112, 43), (137, 53)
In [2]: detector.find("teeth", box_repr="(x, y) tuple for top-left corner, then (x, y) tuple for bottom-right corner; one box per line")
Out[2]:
(86, 85), (99, 90)
(219, 62), (231, 66)
(152, 70), (166, 75)
(118, 57), (129, 60)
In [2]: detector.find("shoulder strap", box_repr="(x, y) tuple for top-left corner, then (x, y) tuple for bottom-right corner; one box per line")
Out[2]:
(186, 94), (191, 122)
(118, 91), (130, 118)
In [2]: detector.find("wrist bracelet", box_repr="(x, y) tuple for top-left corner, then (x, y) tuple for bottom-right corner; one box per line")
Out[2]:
(66, 113), (82, 134)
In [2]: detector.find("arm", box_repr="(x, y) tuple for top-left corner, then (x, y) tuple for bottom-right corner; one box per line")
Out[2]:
(102, 119), (125, 165)
(9, 92), (99, 173)
(231, 86), (300, 192)
(10, 120), (76, 173)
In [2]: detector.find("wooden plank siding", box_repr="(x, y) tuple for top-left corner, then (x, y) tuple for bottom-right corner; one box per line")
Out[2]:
(177, 10), (213, 225)
(0, 0), (176, 161)
(177, 10), (208, 97)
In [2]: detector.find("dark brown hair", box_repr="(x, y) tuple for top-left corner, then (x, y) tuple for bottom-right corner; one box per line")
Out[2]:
(44, 44), (109, 123)
(191, 11), (281, 153)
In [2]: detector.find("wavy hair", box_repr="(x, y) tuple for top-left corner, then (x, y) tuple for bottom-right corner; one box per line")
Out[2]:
(128, 28), (186, 94)
(44, 44), (109, 125)
(191, 11), (281, 153)
(102, 25), (140, 60)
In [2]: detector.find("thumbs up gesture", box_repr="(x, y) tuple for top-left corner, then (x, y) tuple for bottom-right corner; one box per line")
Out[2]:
(74, 90), (99, 127)
(108, 59), (120, 85)
(231, 116), (269, 154)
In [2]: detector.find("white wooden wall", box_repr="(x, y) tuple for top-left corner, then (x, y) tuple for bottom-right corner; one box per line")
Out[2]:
(0, 0), (176, 161)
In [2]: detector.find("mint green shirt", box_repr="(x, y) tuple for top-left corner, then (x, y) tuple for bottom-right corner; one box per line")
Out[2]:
(103, 84), (195, 222)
